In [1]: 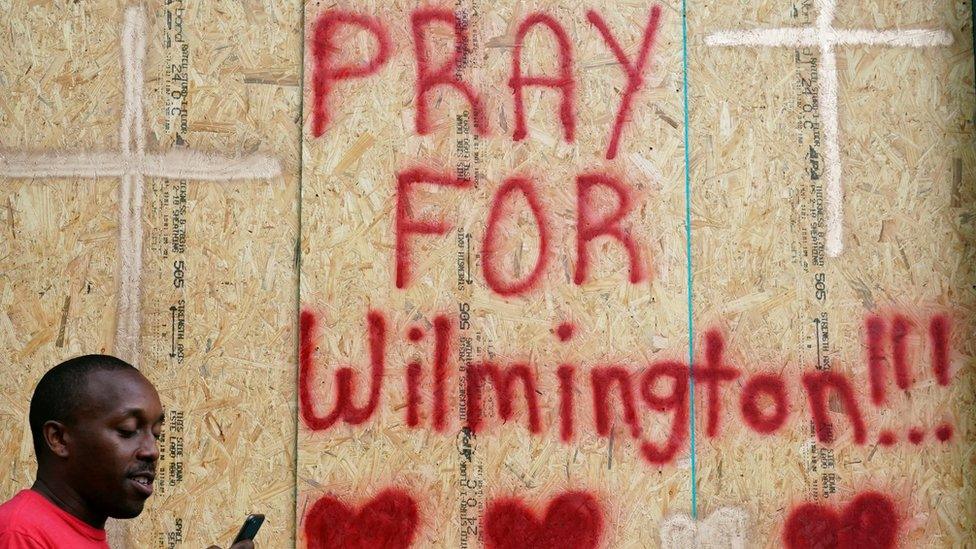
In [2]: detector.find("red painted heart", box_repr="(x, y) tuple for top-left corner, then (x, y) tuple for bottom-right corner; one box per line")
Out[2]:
(783, 491), (899, 549)
(304, 489), (418, 549)
(484, 491), (604, 549)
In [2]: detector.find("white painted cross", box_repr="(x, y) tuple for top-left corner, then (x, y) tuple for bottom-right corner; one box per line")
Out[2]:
(0, 6), (281, 366)
(706, 0), (952, 256)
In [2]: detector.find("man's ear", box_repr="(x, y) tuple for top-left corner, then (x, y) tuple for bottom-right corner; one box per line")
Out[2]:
(42, 421), (70, 458)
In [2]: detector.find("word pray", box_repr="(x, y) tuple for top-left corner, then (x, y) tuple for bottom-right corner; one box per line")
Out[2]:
(309, 6), (663, 159)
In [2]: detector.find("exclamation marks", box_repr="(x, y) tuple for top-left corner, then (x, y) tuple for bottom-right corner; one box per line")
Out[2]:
(867, 314), (953, 446)
(866, 314), (911, 406)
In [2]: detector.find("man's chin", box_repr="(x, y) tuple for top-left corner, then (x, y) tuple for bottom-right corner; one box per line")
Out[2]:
(109, 500), (147, 519)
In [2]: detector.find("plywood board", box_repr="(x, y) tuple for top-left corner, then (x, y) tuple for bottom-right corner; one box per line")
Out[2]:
(0, 1), (300, 547)
(297, 0), (973, 547)
(0, 0), (972, 547)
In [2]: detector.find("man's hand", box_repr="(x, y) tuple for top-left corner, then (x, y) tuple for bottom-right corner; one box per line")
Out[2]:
(205, 542), (253, 549)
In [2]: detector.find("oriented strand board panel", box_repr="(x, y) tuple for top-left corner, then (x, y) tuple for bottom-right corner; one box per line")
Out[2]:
(689, 0), (975, 546)
(297, 0), (974, 548)
(298, 0), (691, 545)
(0, 1), (300, 547)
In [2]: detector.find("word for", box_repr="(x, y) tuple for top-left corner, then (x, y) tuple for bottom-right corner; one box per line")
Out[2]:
(300, 309), (953, 467)
(309, 6), (663, 159)
(395, 168), (646, 296)
(783, 491), (898, 549)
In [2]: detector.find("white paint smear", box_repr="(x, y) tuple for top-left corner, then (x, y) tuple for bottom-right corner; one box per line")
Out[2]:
(660, 507), (749, 548)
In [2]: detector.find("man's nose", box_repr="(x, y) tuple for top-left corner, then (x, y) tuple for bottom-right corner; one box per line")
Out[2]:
(138, 431), (160, 461)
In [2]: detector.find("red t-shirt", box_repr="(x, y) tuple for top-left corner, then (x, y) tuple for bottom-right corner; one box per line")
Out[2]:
(0, 489), (109, 548)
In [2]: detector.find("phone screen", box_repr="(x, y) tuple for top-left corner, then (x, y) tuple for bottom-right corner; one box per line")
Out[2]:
(233, 514), (265, 544)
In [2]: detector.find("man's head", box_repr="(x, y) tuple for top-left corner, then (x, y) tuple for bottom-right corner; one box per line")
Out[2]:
(29, 354), (164, 523)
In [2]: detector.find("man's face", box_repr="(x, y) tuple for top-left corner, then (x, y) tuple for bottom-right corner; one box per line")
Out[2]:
(63, 369), (164, 519)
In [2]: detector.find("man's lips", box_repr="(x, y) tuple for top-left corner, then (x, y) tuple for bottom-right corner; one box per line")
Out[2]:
(128, 472), (155, 497)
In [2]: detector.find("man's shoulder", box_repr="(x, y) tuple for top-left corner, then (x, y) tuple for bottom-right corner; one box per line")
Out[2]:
(0, 491), (107, 549)
(0, 491), (48, 547)
(0, 491), (48, 533)
(0, 491), (34, 523)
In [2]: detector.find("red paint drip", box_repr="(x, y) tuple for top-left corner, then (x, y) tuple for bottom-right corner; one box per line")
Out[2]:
(484, 492), (604, 549)
(411, 8), (488, 136)
(574, 173), (645, 286)
(310, 11), (392, 138)
(304, 489), (419, 549)
(482, 177), (552, 296)
(586, 6), (663, 159)
(407, 327), (424, 342)
(510, 13), (575, 143)
(935, 424), (953, 442)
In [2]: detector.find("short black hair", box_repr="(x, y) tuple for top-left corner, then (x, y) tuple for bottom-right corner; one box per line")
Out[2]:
(28, 354), (137, 456)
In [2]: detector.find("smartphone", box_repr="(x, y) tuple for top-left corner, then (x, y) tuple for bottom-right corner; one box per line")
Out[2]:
(232, 514), (265, 544)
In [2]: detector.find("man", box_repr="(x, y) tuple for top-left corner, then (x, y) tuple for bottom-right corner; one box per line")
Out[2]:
(0, 355), (253, 548)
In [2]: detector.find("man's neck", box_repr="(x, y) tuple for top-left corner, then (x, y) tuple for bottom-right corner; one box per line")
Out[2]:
(32, 474), (107, 529)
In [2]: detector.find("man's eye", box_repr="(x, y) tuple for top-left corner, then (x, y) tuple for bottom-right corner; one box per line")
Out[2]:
(117, 429), (137, 438)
